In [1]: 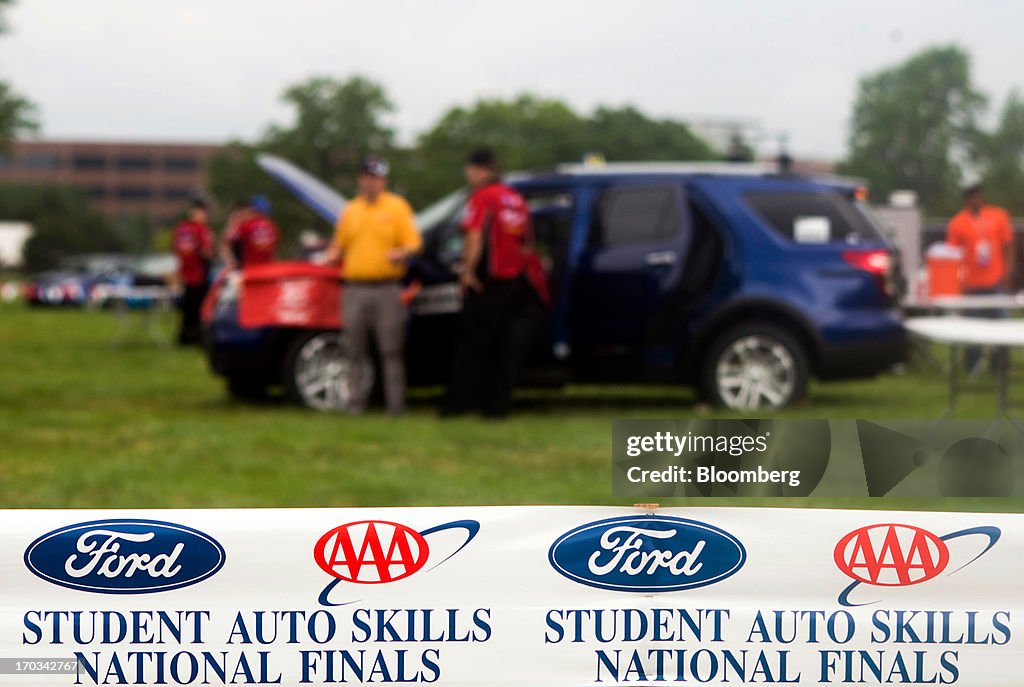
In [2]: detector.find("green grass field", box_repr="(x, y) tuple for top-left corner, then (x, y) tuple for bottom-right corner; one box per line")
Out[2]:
(0, 302), (1019, 512)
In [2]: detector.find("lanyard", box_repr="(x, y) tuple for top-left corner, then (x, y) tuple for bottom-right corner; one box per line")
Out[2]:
(968, 211), (991, 238)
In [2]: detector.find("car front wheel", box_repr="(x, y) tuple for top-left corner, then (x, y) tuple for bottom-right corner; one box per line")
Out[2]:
(283, 331), (373, 411)
(702, 323), (809, 410)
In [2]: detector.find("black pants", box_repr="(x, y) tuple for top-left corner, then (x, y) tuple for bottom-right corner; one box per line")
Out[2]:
(178, 283), (209, 345)
(962, 286), (1008, 373)
(444, 277), (535, 418)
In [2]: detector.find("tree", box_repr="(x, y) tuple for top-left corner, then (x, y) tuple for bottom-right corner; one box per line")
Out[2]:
(407, 95), (586, 205)
(0, 1), (38, 150)
(1, 185), (125, 271)
(840, 45), (985, 215)
(585, 106), (715, 162)
(113, 212), (160, 255)
(0, 81), (35, 151)
(974, 91), (1024, 215)
(210, 79), (720, 225)
(265, 76), (395, 189)
(207, 76), (396, 250)
(405, 96), (715, 207)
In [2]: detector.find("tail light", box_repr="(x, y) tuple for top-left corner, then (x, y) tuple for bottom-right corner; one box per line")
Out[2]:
(843, 249), (895, 298)
(843, 249), (891, 274)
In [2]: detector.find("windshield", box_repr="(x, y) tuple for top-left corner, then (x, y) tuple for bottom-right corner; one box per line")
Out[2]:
(415, 188), (468, 235)
(133, 253), (177, 277)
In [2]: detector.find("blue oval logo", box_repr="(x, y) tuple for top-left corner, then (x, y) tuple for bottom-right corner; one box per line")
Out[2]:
(548, 515), (745, 592)
(24, 519), (226, 594)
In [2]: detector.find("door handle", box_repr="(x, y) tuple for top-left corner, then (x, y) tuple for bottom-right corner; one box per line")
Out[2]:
(644, 251), (677, 267)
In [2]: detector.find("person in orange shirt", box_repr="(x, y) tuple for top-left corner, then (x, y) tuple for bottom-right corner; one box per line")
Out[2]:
(947, 185), (1014, 291)
(946, 185), (1016, 372)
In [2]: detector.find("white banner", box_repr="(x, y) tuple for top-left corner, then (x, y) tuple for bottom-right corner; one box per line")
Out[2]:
(1, 507), (1020, 685)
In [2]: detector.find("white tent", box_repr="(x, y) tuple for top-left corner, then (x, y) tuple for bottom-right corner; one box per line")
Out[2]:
(0, 221), (32, 268)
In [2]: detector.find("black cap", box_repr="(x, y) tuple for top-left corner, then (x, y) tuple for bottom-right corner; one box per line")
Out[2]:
(190, 198), (208, 211)
(359, 155), (391, 177)
(963, 184), (983, 197)
(466, 148), (498, 168)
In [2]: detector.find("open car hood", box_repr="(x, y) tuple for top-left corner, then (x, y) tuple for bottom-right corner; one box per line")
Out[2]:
(256, 153), (347, 224)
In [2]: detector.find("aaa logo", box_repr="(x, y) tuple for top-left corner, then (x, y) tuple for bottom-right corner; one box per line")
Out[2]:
(314, 518), (479, 606)
(315, 521), (429, 584)
(833, 523), (1000, 607)
(834, 524), (949, 586)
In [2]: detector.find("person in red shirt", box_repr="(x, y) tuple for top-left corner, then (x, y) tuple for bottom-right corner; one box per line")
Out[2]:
(442, 148), (548, 418)
(220, 195), (280, 268)
(946, 184), (1016, 373)
(172, 199), (214, 345)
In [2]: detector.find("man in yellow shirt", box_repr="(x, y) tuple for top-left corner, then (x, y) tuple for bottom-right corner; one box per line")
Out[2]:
(324, 155), (422, 415)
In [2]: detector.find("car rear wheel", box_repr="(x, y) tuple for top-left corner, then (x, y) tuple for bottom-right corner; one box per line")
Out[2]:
(283, 331), (374, 411)
(702, 323), (808, 410)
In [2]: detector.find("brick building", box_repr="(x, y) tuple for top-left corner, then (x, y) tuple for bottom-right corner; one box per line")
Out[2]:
(0, 140), (223, 221)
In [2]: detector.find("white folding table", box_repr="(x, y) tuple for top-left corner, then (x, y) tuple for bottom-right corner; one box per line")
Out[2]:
(902, 294), (1024, 372)
(904, 316), (1024, 416)
(902, 293), (1024, 313)
(94, 284), (180, 347)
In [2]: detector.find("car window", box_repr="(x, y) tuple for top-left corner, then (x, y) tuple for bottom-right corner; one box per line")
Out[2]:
(529, 191), (575, 288)
(744, 190), (886, 245)
(420, 188), (576, 271)
(416, 189), (469, 268)
(594, 185), (680, 246)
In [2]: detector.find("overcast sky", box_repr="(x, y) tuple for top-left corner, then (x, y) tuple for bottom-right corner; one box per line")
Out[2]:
(0, 0), (1021, 159)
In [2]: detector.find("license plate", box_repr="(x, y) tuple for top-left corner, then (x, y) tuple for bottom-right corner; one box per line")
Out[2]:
(410, 282), (462, 315)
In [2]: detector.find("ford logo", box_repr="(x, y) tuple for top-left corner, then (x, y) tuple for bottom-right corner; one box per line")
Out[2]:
(548, 515), (745, 592)
(24, 519), (226, 594)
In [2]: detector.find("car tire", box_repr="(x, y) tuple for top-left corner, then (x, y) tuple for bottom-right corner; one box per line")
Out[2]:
(701, 323), (809, 410)
(283, 330), (374, 411)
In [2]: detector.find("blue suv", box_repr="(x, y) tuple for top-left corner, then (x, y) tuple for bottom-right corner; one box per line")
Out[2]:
(203, 161), (906, 410)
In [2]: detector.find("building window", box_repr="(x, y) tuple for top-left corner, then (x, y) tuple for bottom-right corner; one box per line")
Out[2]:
(72, 155), (107, 171)
(163, 187), (194, 200)
(23, 153), (61, 170)
(84, 186), (107, 199)
(117, 186), (152, 200)
(117, 156), (153, 171)
(0, 155), (12, 169)
(163, 156), (199, 172)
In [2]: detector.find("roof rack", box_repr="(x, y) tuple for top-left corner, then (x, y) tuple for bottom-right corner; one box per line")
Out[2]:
(553, 161), (778, 176)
